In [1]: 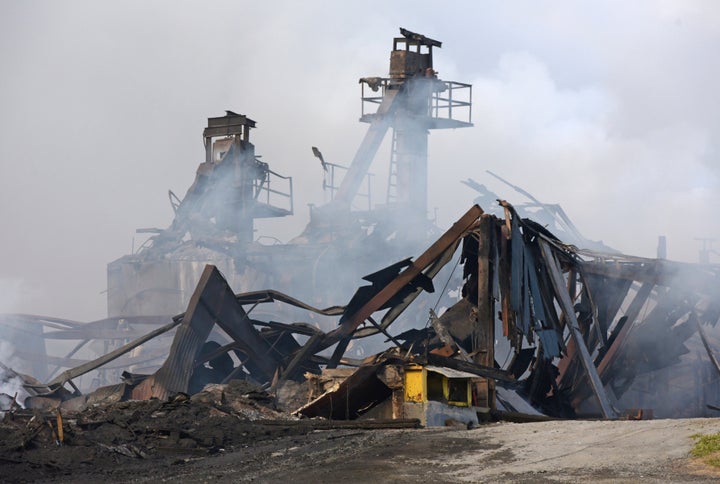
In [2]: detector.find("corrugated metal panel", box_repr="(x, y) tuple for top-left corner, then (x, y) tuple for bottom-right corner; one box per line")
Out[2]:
(131, 266), (221, 400)
(131, 264), (283, 400)
(424, 365), (477, 379)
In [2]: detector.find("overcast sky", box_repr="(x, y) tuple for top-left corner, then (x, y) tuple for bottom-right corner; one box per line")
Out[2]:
(1, 0), (719, 321)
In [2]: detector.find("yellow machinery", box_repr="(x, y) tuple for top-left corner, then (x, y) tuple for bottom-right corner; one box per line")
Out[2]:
(404, 364), (473, 407)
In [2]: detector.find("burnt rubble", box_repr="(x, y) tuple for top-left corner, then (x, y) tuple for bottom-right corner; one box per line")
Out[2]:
(2, 26), (720, 483)
(4, 202), (720, 426)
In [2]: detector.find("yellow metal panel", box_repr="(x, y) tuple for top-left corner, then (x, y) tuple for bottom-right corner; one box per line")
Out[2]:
(404, 366), (427, 402)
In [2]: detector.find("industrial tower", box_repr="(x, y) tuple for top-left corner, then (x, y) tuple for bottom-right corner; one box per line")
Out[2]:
(331, 28), (473, 220)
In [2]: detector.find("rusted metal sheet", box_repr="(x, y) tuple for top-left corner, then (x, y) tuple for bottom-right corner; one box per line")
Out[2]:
(132, 266), (223, 400)
(133, 265), (284, 400)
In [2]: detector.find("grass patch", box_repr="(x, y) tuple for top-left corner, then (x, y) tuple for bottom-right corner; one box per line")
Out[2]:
(691, 433), (720, 467)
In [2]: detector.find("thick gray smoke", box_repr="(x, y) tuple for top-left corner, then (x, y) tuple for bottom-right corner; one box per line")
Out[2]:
(0, 278), (23, 314)
(0, 341), (29, 413)
(2, 1), (719, 325)
(0, 279), (25, 398)
(431, 47), (720, 262)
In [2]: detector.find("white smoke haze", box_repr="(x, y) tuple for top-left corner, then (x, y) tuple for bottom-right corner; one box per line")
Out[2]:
(0, 278), (24, 314)
(1, 0), (719, 322)
(0, 341), (28, 411)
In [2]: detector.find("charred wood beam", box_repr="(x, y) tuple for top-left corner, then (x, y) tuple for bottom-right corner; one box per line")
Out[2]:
(498, 220), (514, 338)
(602, 279), (633, 332)
(318, 204), (484, 351)
(355, 239), (461, 338)
(556, 272), (587, 386)
(599, 316), (628, 362)
(539, 240), (616, 418)
(569, 282), (674, 408)
(556, 338), (578, 388)
(558, 274), (631, 394)
(474, 216), (496, 409)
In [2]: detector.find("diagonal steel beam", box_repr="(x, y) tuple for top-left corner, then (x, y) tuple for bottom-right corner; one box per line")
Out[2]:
(280, 205), (484, 378)
(318, 204), (484, 352)
(539, 240), (616, 418)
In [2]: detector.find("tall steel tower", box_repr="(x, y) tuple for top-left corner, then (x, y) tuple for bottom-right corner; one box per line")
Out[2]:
(332, 28), (473, 220)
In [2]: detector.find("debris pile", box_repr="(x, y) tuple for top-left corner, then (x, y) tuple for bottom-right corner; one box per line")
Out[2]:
(5, 201), (720, 429)
(2, 25), (720, 483)
(0, 381), (292, 480)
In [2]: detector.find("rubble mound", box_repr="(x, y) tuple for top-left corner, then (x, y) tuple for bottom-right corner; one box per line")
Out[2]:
(0, 380), (307, 483)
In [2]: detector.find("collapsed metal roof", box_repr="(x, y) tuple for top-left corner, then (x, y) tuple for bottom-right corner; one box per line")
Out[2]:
(2, 29), (720, 422)
(7, 201), (719, 421)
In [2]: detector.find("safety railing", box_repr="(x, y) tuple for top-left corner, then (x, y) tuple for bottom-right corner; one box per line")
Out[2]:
(360, 77), (472, 126)
(254, 165), (294, 215)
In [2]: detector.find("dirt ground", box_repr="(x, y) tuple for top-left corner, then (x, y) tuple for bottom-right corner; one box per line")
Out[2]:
(3, 379), (720, 483)
(132, 419), (720, 483)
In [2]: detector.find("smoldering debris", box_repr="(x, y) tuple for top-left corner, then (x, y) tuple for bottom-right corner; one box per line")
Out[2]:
(0, 380), (306, 481)
(3, 26), (720, 483)
(3, 200), (720, 478)
(0, 363), (26, 417)
(5, 201), (720, 424)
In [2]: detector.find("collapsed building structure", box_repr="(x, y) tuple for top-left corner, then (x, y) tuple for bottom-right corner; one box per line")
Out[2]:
(5, 202), (720, 423)
(2, 28), (720, 426)
(106, 27), (472, 322)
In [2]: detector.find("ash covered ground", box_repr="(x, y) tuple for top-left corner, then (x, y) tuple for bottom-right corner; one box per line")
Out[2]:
(3, 380), (720, 484)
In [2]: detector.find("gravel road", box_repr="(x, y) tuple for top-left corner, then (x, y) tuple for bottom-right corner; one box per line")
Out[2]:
(116, 418), (720, 483)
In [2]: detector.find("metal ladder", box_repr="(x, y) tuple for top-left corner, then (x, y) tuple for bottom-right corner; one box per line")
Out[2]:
(386, 128), (398, 204)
